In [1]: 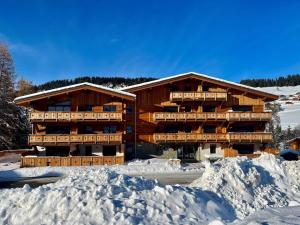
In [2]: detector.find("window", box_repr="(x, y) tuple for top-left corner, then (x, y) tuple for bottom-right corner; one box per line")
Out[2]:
(163, 106), (178, 112)
(184, 105), (192, 112)
(228, 125), (254, 132)
(48, 100), (71, 112)
(184, 125), (192, 133)
(126, 125), (133, 134)
(84, 126), (93, 134)
(126, 106), (133, 114)
(232, 106), (253, 112)
(46, 126), (70, 134)
(203, 106), (216, 112)
(184, 85), (191, 91)
(204, 125), (216, 133)
(164, 125), (178, 133)
(78, 105), (93, 112)
(233, 144), (254, 154)
(103, 126), (117, 133)
(169, 85), (179, 92)
(210, 145), (216, 154)
(103, 146), (117, 156)
(202, 85), (209, 92)
(103, 105), (117, 112)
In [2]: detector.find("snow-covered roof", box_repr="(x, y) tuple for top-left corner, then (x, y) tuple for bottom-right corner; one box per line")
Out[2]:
(120, 72), (278, 100)
(14, 82), (136, 103)
(280, 149), (300, 156)
(287, 137), (300, 143)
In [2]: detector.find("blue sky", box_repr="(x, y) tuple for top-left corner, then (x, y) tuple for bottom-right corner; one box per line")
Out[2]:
(1, 0), (300, 84)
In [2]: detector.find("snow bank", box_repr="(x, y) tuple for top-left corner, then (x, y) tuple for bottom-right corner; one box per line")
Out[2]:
(0, 168), (234, 225)
(0, 158), (201, 180)
(234, 206), (300, 225)
(190, 154), (300, 220)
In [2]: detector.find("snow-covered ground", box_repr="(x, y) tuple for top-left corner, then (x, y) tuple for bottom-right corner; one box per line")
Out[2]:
(0, 154), (299, 224)
(257, 85), (300, 96)
(258, 86), (300, 129)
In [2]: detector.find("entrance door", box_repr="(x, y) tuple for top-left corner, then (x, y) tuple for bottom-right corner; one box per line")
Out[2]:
(103, 145), (117, 156)
(85, 146), (92, 156)
(177, 144), (197, 161)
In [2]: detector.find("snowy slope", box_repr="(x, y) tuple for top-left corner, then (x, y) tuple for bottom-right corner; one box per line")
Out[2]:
(257, 86), (300, 129)
(256, 85), (300, 96)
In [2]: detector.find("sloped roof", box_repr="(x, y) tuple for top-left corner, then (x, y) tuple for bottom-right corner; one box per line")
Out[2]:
(287, 137), (300, 143)
(120, 72), (278, 101)
(14, 82), (136, 105)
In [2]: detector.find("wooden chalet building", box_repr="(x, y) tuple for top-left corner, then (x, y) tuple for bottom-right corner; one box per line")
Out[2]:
(15, 72), (278, 167)
(14, 83), (136, 167)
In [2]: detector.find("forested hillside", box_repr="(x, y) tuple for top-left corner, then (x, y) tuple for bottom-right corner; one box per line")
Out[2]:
(34, 76), (156, 91)
(240, 74), (300, 87)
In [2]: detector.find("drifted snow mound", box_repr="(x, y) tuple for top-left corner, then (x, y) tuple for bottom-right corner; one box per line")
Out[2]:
(190, 153), (300, 219)
(0, 168), (235, 225)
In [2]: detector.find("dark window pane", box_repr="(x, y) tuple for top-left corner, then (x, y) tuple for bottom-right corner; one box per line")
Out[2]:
(126, 106), (133, 114)
(203, 106), (216, 112)
(103, 105), (117, 112)
(184, 106), (192, 112)
(163, 106), (178, 112)
(204, 125), (216, 133)
(232, 106), (253, 112)
(46, 126), (70, 134)
(210, 145), (216, 154)
(126, 126), (133, 134)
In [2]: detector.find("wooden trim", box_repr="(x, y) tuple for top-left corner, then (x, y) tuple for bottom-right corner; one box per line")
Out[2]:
(15, 84), (135, 105)
(123, 73), (278, 100)
(29, 133), (123, 145)
(153, 112), (272, 122)
(29, 112), (123, 122)
(21, 156), (124, 167)
(153, 132), (272, 143)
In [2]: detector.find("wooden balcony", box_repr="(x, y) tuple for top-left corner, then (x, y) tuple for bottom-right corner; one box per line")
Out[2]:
(29, 133), (123, 145)
(153, 112), (272, 122)
(29, 112), (123, 122)
(170, 92), (227, 101)
(21, 156), (124, 167)
(153, 132), (272, 143)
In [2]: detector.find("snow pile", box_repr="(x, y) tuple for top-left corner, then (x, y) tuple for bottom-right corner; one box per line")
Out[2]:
(190, 154), (300, 219)
(0, 168), (234, 225)
(234, 206), (300, 225)
(0, 158), (201, 180)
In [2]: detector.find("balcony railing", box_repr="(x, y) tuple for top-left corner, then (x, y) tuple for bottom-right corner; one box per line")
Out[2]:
(29, 133), (123, 145)
(170, 92), (227, 101)
(21, 156), (124, 167)
(153, 112), (272, 122)
(153, 132), (272, 143)
(29, 112), (123, 122)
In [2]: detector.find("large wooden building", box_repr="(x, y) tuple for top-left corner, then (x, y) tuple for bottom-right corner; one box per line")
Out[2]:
(15, 72), (278, 166)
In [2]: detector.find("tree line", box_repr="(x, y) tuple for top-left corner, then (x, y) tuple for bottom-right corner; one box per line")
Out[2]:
(240, 74), (300, 87)
(33, 76), (156, 92)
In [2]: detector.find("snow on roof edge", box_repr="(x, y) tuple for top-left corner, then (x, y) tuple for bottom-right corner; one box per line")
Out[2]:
(119, 71), (278, 98)
(14, 82), (136, 102)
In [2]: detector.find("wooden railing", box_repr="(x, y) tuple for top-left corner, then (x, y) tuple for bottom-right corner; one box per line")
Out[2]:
(153, 132), (272, 143)
(153, 112), (272, 121)
(29, 133), (123, 145)
(29, 112), (123, 122)
(170, 92), (227, 101)
(21, 156), (124, 167)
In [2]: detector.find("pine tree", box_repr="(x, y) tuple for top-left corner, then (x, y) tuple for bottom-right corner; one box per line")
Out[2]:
(0, 44), (31, 150)
(0, 43), (15, 101)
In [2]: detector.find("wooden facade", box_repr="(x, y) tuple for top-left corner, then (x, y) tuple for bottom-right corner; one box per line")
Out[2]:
(287, 137), (300, 150)
(15, 73), (279, 166)
(15, 83), (135, 167)
(121, 72), (278, 161)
